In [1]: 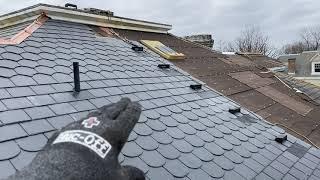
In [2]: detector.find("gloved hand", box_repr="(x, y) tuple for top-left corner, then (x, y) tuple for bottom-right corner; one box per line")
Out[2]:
(6, 98), (145, 180)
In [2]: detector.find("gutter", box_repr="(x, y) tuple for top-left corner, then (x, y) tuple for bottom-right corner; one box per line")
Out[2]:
(0, 4), (172, 34)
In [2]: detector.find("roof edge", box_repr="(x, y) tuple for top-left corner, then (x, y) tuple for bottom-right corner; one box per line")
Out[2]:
(0, 13), (48, 45)
(235, 52), (264, 56)
(0, 3), (172, 34)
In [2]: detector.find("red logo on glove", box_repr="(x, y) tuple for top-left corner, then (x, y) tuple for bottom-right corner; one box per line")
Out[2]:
(82, 117), (100, 128)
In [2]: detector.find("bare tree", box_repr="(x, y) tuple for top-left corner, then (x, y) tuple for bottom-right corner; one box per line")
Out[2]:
(300, 26), (320, 50)
(225, 25), (275, 56)
(282, 25), (320, 54)
(282, 42), (305, 54)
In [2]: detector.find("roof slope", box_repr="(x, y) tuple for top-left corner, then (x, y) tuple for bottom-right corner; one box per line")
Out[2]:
(0, 18), (319, 180)
(275, 72), (320, 105)
(115, 29), (320, 148)
(0, 21), (31, 39)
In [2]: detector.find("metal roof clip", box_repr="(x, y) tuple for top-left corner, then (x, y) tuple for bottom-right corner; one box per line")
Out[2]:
(190, 84), (202, 90)
(132, 45), (143, 52)
(275, 134), (287, 144)
(157, 64), (170, 69)
(229, 107), (241, 114)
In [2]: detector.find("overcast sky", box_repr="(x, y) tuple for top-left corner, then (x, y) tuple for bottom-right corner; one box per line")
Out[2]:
(0, 0), (319, 49)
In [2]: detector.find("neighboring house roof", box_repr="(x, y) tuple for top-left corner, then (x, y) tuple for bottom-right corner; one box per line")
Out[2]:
(297, 51), (319, 64)
(275, 72), (320, 105)
(278, 54), (300, 64)
(0, 4), (320, 180)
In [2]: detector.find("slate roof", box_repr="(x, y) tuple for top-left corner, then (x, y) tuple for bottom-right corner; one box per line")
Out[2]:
(0, 21), (31, 39)
(0, 10), (320, 180)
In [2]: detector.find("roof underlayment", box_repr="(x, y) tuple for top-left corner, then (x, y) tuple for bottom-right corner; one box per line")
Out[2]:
(0, 5), (319, 180)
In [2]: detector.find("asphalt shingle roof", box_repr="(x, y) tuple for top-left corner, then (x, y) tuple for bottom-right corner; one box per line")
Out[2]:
(0, 18), (319, 180)
(115, 29), (320, 148)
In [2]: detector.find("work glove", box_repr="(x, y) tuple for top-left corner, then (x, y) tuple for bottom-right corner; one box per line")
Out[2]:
(6, 98), (145, 180)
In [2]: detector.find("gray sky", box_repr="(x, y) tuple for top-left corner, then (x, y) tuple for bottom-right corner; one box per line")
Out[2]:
(0, 0), (319, 49)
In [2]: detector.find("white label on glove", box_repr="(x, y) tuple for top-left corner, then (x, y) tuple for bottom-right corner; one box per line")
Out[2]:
(53, 130), (111, 159)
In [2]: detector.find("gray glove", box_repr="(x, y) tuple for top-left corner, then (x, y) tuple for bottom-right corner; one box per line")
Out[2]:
(7, 98), (145, 180)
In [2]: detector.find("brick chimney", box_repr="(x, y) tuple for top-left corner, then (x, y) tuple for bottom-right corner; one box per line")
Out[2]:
(288, 58), (296, 75)
(184, 34), (214, 48)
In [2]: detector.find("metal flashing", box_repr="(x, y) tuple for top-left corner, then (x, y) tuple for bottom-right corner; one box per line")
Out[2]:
(0, 13), (48, 45)
(0, 4), (172, 34)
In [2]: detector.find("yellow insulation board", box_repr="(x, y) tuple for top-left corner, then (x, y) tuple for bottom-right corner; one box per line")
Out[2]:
(140, 40), (185, 60)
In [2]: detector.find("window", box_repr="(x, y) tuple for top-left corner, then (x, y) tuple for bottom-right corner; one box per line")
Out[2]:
(311, 62), (320, 75)
(315, 63), (320, 72)
(140, 40), (185, 60)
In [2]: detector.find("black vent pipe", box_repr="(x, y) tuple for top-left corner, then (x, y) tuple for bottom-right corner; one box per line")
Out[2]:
(73, 62), (81, 92)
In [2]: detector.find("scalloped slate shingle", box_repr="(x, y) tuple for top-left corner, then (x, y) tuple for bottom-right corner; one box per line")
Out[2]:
(0, 19), (319, 180)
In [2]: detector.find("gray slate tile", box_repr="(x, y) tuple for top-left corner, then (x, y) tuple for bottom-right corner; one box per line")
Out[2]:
(47, 115), (74, 129)
(122, 141), (143, 158)
(6, 87), (35, 97)
(16, 134), (47, 152)
(10, 150), (36, 171)
(151, 131), (173, 145)
(25, 106), (55, 119)
(178, 153), (202, 169)
(264, 166), (284, 180)
(0, 89), (11, 99)
(141, 150), (165, 168)
(255, 173), (273, 180)
(172, 140), (193, 153)
(223, 170), (246, 180)
(201, 161), (224, 178)
(49, 103), (77, 115)
(2, 97), (33, 109)
(21, 119), (54, 135)
(31, 85), (56, 95)
(27, 95), (56, 106)
(224, 150), (244, 164)
(122, 157), (149, 174)
(0, 109), (30, 124)
(0, 160), (16, 179)
(157, 144), (180, 160)
(147, 167), (173, 180)
(163, 160), (189, 178)
(187, 169), (211, 180)
(0, 141), (21, 160)
(135, 136), (158, 151)
(70, 100), (95, 111)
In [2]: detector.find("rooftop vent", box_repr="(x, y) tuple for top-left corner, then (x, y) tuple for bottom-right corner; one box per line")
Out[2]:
(83, 8), (114, 16)
(275, 134), (287, 144)
(65, 3), (77, 9)
(132, 45), (143, 52)
(73, 62), (81, 92)
(229, 107), (241, 114)
(190, 84), (202, 90)
(158, 64), (170, 69)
